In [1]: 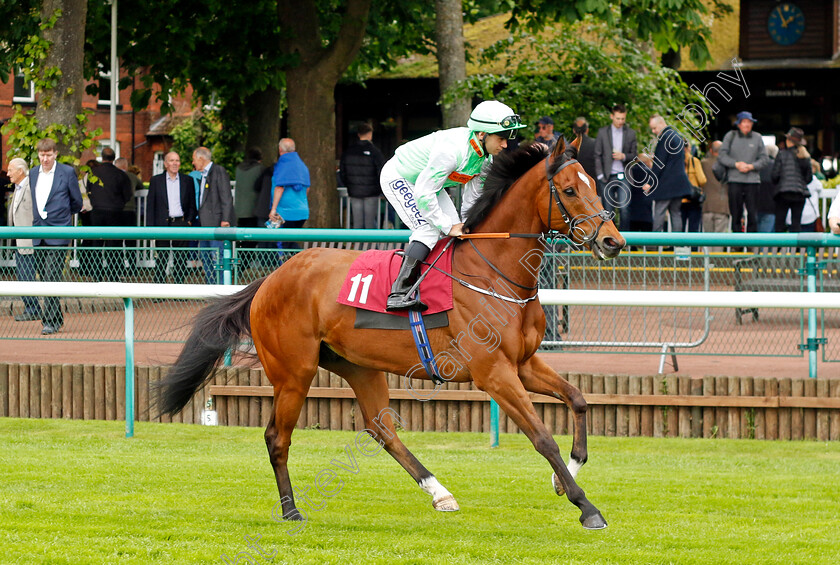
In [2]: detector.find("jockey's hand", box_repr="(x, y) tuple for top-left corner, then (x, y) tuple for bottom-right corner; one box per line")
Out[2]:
(448, 223), (465, 238)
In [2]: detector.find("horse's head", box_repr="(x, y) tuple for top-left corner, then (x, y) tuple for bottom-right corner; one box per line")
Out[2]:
(540, 136), (625, 260)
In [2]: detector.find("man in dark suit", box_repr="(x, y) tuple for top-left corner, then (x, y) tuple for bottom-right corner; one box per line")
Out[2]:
(29, 137), (83, 335)
(638, 114), (693, 232)
(146, 151), (197, 284)
(87, 147), (132, 280)
(594, 104), (638, 230)
(573, 116), (597, 181)
(192, 146), (234, 284)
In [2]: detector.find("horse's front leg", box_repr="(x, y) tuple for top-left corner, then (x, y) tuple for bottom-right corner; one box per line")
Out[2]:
(518, 355), (588, 493)
(476, 363), (606, 530)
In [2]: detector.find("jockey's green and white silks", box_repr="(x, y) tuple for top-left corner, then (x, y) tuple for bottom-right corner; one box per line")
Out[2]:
(381, 127), (493, 244)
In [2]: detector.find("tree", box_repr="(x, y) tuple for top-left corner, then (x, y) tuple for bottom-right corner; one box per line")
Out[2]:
(1, 0), (96, 166)
(436, 0), (470, 129)
(35, 0), (88, 157)
(277, 0), (372, 227)
(456, 17), (711, 145)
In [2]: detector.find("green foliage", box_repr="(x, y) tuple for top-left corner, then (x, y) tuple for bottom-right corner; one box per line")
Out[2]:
(0, 0), (40, 83)
(169, 109), (241, 175)
(505, 0), (734, 69)
(451, 18), (711, 147)
(0, 7), (101, 169)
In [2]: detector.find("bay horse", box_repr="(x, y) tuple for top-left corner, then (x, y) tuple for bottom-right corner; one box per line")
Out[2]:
(158, 135), (625, 530)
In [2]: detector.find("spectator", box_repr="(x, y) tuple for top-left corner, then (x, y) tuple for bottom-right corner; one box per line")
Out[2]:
(535, 116), (560, 150)
(193, 146), (235, 284)
(717, 111), (769, 232)
(828, 190), (840, 235)
(772, 128), (812, 233)
(572, 116), (597, 181)
(29, 137), (83, 335)
(757, 144), (778, 233)
(6, 157), (41, 322)
(701, 141), (730, 243)
(87, 147), (132, 280)
(797, 160), (823, 232)
(0, 168), (12, 225)
(339, 123), (386, 229)
(682, 142), (706, 233)
(234, 147), (263, 230)
(146, 151), (197, 284)
(639, 115), (693, 232)
(625, 184), (653, 232)
(594, 104), (638, 230)
(76, 159), (98, 278)
(115, 157), (141, 276)
(114, 156), (140, 225)
(269, 138), (310, 252)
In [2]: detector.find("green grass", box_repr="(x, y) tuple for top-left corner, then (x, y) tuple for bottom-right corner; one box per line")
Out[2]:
(1, 419), (839, 565)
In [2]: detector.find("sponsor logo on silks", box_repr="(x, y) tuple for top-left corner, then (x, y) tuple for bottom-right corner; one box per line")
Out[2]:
(469, 138), (484, 157)
(390, 178), (427, 226)
(447, 171), (478, 184)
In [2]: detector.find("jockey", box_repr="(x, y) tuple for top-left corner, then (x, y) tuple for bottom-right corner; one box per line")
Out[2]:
(380, 100), (527, 311)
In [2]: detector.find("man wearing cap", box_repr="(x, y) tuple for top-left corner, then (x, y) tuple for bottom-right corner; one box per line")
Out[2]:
(771, 127), (812, 233)
(535, 116), (560, 150)
(716, 111), (769, 233)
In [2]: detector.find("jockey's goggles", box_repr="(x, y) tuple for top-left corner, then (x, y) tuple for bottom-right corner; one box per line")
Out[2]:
(472, 115), (523, 139)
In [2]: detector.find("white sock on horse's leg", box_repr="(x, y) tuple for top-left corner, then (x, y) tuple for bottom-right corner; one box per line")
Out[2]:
(567, 456), (583, 479)
(419, 476), (459, 511)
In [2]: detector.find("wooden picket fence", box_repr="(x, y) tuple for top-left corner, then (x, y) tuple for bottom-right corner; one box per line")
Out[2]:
(1, 362), (839, 440)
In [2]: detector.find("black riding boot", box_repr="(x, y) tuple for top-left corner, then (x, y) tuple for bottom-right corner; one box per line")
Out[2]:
(386, 242), (430, 312)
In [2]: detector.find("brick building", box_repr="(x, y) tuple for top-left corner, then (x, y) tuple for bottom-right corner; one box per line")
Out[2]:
(1, 68), (193, 181)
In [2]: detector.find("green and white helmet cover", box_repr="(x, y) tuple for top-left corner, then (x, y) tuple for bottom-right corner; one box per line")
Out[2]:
(466, 100), (527, 138)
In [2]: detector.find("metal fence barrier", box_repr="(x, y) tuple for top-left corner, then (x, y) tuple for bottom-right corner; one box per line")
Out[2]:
(2, 229), (839, 372)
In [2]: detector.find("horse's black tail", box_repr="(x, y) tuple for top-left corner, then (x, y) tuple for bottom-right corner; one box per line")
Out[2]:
(156, 277), (267, 416)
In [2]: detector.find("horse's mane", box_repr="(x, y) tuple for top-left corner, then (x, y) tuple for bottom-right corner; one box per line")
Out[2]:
(463, 141), (579, 230)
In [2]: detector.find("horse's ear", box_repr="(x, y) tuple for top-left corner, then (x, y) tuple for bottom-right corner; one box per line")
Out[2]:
(550, 135), (566, 160)
(570, 134), (582, 152)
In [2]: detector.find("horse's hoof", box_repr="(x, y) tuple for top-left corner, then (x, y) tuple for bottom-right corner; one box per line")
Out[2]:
(580, 512), (608, 530)
(551, 473), (566, 497)
(433, 494), (460, 512)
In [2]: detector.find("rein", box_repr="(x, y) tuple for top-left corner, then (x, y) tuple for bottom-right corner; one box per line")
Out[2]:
(411, 152), (616, 306)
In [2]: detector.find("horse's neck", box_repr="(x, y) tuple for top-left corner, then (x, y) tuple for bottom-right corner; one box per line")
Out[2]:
(463, 172), (546, 296)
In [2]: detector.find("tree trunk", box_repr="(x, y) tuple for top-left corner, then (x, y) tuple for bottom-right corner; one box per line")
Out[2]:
(278, 0), (371, 228)
(435, 0), (470, 129)
(285, 68), (339, 228)
(35, 0), (87, 160)
(245, 88), (282, 166)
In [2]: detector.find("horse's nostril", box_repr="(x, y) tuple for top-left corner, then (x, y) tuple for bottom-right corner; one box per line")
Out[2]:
(603, 237), (623, 250)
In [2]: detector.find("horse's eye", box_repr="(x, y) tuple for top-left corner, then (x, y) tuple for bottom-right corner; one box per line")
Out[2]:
(563, 187), (576, 196)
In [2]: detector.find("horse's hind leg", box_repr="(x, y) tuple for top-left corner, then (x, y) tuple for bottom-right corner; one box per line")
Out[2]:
(518, 355), (588, 494)
(323, 358), (459, 512)
(262, 350), (317, 523)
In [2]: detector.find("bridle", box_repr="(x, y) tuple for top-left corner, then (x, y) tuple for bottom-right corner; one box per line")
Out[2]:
(423, 149), (618, 304)
(544, 154), (614, 245)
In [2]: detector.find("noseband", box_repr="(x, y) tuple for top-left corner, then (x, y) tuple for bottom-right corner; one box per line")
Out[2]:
(544, 155), (614, 244)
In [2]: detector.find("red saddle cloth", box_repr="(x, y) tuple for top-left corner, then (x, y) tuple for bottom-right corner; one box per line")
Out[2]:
(337, 239), (454, 317)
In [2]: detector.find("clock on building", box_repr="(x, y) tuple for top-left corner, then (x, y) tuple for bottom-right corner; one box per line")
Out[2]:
(767, 2), (806, 46)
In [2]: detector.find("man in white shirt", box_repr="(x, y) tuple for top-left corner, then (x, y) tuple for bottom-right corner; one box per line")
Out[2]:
(146, 151), (197, 284)
(594, 104), (638, 231)
(28, 138), (83, 335)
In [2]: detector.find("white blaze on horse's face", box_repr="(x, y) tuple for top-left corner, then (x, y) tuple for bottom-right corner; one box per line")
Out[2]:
(577, 171), (591, 188)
